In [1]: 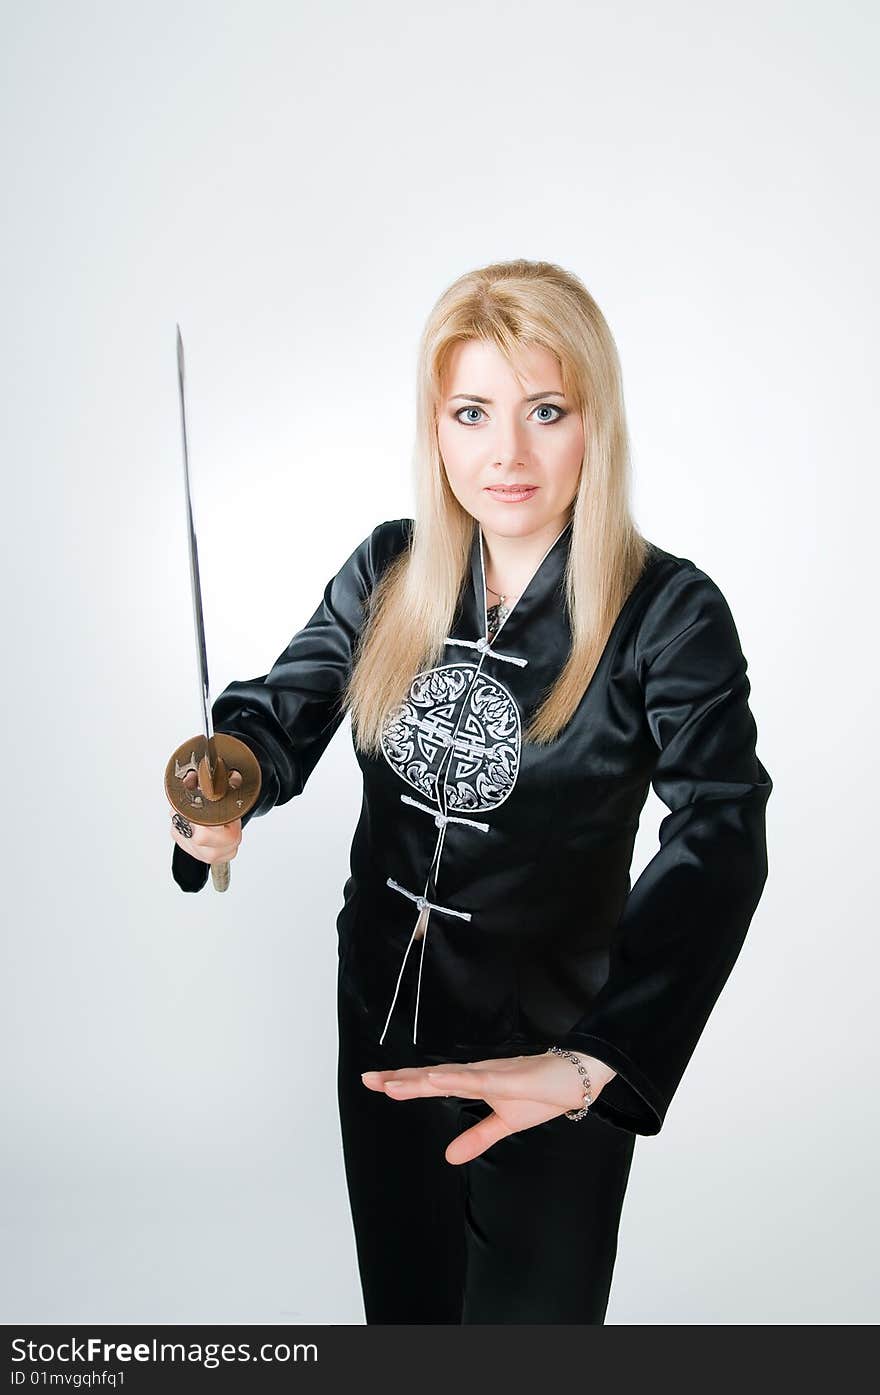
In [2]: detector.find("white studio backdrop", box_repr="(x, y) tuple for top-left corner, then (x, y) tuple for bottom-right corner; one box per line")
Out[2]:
(1, 0), (877, 1324)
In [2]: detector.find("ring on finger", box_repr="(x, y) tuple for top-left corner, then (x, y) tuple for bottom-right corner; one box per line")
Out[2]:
(172, 812), (194, 838)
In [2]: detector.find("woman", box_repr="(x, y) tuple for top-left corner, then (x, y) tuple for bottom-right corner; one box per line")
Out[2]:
(168, 259), (773, 1324)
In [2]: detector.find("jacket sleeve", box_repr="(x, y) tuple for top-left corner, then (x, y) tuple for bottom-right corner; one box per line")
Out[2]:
(171, 518), (410, 892)
(554, 562), (773, 1136)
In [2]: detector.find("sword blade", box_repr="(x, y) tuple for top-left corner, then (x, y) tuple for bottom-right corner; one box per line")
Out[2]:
(176, 324), (215, 744)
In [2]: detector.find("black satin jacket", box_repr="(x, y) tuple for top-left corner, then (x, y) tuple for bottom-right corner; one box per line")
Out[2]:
(171, 516), (772, 1136)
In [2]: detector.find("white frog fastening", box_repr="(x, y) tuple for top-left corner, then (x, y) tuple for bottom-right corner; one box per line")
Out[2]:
(385, 877), (473, 921)
(445, 633), (529, 666)
(400, 792), (491, 833)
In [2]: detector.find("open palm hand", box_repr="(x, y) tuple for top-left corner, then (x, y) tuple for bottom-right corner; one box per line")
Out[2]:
(361, 1050), (614, 1165)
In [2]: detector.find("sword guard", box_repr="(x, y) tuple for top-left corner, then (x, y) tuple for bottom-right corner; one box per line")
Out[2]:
(164, 732), (262, 827)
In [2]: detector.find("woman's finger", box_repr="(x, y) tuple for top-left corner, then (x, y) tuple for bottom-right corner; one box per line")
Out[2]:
(168, 803), (243, 864)
(426, 1062), (545, 1099)
(446, 1111), (514, 1166)
(361, 1066), (468, 1098)
(385, 1078), (486, 1101)
(363, 1057), (544, 1098)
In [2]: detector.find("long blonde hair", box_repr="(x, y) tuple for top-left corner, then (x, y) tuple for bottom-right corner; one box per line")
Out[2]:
(342, 258), (650, 754)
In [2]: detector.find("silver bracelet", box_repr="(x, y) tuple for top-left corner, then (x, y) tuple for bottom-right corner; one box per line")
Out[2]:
(546, 1046), (593, 1120)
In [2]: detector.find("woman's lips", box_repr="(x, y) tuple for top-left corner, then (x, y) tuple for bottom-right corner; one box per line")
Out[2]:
(485, 485), (539, 503)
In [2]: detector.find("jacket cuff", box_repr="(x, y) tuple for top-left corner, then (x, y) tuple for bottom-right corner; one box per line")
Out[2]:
(171, 840), (210, 893)
(552, 1031), (666, 1136)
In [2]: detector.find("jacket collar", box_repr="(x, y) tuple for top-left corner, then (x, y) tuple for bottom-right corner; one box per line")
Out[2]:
(464, 513), (574, 654)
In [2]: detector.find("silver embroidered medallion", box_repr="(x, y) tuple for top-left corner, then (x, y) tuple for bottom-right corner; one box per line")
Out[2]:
(380, 662), (522, 811)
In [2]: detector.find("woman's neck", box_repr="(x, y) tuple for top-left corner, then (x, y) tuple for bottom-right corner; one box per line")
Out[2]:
(481, 513), (570, 598)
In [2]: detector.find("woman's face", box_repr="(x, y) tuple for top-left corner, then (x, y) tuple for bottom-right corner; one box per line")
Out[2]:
(436, 338), (584, 540)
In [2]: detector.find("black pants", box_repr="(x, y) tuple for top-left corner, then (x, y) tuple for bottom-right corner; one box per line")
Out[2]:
(336, 981), (637, 1324)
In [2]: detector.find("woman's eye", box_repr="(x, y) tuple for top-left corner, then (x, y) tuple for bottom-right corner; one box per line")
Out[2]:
(453, 403), (567, 425)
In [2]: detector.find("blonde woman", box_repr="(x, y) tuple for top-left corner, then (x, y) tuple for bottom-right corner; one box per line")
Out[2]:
(168, 260), (772, 1324)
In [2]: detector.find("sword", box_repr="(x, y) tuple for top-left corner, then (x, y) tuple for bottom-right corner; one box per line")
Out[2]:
(164, 325), (261, 892)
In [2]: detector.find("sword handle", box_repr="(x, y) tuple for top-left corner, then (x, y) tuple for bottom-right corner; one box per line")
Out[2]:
(165, 733), (262, 893)
(211, 861), (232, 893)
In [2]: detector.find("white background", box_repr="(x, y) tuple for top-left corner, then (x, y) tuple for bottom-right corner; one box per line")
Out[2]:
(1, 0), (876, 1324)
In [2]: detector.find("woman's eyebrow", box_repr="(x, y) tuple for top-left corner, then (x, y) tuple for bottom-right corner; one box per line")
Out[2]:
(448, 390), (566, 403)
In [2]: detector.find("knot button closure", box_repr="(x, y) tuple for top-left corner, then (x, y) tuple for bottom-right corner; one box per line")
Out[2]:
(476, 635), (490, 651)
